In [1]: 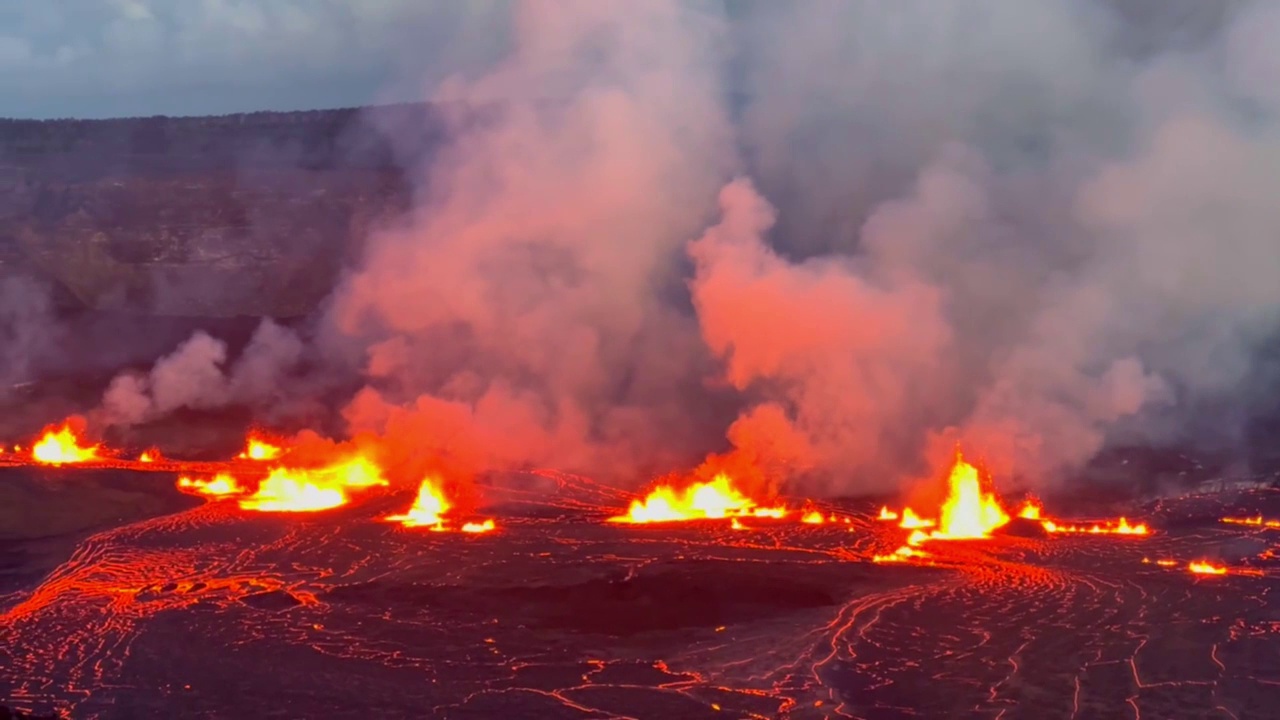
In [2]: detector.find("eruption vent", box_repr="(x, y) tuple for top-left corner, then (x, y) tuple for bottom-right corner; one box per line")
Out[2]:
(31, 423), (99, 465)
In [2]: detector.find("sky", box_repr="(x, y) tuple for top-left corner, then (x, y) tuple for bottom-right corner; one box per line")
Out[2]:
(0, 0), (513, 118)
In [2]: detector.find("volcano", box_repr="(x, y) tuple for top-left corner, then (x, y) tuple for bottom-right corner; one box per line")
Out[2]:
(2, 453), (1277, 719)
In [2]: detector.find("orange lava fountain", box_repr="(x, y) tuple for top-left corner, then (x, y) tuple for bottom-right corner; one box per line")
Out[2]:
(31, 423), (100, 465)
(877, 506), (898, 521)
(1188, 561), (1228, 575)
(385, 479), (498, 533)
(138, 449), (160, 463)
(1017, 501), (1042, 520)
(609, 474), (787, 524)
(932, 453), (1009, 539)
(239, 456), (388, 512)
(385, 479), (451, 529)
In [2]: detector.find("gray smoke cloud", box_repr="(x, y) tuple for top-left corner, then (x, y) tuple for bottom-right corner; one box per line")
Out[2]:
(100, 318), (305, 427)
(75, 0), (1280, 496)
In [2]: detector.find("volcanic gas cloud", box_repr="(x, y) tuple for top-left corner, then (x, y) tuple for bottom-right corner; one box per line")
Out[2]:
(7, 0), (1280, 525)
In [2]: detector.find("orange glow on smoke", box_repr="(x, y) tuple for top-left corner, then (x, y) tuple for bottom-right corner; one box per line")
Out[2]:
(608, 474), (787, 524)
(31, 423), (100, 465)
(176, 474), (244, 498)
(239, 436), (283, 461)
(239, 456), (388, 512)
(877, 506), (898, 521)
(1188, 561), (1227, 575)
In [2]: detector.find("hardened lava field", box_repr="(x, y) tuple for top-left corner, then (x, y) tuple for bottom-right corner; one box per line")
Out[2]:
(1, 467), (1278, 720)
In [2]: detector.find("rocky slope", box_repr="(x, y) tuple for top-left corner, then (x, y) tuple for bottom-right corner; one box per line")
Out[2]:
(0, 105), (441, 318)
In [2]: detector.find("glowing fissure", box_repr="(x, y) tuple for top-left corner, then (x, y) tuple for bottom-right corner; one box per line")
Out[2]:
(609, 474), (788, 524)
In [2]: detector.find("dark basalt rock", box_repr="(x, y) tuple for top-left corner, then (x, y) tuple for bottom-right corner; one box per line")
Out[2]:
(0, 705), (60, 720)
(996, 517), (1050, 539)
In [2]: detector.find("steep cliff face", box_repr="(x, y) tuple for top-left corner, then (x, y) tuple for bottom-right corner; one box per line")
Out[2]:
(0, 105), (440, 317)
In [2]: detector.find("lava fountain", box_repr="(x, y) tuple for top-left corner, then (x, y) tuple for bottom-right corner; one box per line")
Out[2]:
(609, 474), (787, 523)
(385, 479), (451, 529)
(932, 452), (1009, 540)
(239, 455), (388, 512)
(31, 423), (100, 465)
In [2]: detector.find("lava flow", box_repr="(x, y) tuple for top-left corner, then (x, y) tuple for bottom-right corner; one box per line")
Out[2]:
(1188, 561), (1228, 575)
(1221, 515), (1280, 529)
(384, 479), (496, 533)
(239, 455), (388, 512)
(30, 423), (100, 465)
(609, 474), (788, 523)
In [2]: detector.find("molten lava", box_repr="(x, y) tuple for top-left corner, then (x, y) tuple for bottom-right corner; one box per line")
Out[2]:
(176, 474), (244, 498)
(899, 507), (935, 529)
(239, 436), (284, 461)
(239, 456), (388, 512)
(385, 478), (498, 533)
(873, 545), (927, 563)
(609, 474), (786, 524)
(138, 449), (160, 463)
(933, 453), (1009, 539)
(31, 423), (100, 465)
(877, 506), (898, 521)
(1188, 561), (1228, 575)
(1221, 515), (1280, 529)
(1017, 500), (1042, 520)
(1042, 517), (1150, 535)
(801, 510), (825, 524)
(385, 479), (451, 529)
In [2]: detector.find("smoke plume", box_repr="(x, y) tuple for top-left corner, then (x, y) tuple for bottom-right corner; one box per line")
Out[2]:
(66, 0), (1280, 496)
(100, 319), (305, 427)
